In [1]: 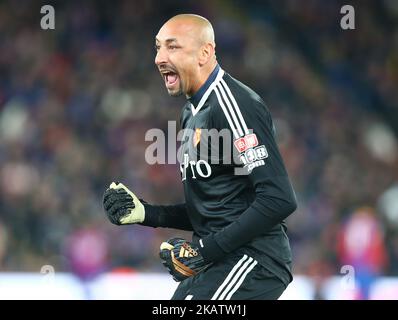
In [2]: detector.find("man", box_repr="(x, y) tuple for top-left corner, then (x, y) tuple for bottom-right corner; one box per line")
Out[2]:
(103, 14), (297, 300)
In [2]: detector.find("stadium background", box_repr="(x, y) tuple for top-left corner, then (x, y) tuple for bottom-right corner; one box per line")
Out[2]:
(0, 0), (397, 299)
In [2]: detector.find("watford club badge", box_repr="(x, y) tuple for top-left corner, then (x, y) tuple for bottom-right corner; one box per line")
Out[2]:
(193, 128), (201, 147)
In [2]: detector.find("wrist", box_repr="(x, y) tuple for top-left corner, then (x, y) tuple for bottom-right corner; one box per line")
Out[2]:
(197, 234), (227, 263)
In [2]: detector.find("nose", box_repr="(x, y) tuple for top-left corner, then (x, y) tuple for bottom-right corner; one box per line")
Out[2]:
(155, 47), (167, 66)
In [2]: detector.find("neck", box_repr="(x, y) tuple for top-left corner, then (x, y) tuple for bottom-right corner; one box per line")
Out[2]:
(186, 60), (218, 98)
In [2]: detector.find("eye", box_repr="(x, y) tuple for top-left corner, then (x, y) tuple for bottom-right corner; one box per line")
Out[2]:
(155, 45), (160, 51)
(168, 45), (178, 50)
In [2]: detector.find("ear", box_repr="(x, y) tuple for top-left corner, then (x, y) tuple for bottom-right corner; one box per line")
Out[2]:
(198, 43), (215, 66)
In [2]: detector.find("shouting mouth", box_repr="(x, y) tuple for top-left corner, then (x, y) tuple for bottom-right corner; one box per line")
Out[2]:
(160, 69), (180, 89)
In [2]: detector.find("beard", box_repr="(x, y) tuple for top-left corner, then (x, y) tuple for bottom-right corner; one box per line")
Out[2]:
(166, 79), (184, 97)
(167, 88), (183, 97)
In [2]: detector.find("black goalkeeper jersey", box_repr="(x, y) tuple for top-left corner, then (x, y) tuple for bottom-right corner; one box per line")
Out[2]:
(144, 65), (297, 285)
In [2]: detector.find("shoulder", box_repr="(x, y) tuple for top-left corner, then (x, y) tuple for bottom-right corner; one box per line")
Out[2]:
(223, 73), (271, 115)
(209, 72), (272, 128)
(223, 73), (262, 104)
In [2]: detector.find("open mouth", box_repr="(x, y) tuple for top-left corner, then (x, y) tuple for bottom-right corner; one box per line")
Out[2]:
(161, 70), (179, 88)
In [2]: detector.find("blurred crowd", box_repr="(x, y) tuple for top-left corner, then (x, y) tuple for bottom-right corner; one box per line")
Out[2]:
(0, 0), (397, 296)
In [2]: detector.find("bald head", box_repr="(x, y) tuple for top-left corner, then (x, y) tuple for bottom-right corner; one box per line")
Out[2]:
(164, 14), (215, 47)
(155, 14), (218, 97)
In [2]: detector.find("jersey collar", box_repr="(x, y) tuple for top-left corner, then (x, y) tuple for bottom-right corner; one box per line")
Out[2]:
(189, 64), (224, 116)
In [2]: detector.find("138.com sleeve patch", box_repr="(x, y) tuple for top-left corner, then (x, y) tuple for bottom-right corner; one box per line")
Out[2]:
(233, 133), (258, 152)
(234, 134), (268, 173)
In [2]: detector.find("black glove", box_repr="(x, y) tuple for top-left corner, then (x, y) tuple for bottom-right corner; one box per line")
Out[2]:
(103, 182), (145, 225)
(159, 237), (212, 282)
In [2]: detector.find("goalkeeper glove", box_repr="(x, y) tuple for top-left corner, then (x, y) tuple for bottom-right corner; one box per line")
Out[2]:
(159, 237), (212, 282)
(103, 182), (145, 225)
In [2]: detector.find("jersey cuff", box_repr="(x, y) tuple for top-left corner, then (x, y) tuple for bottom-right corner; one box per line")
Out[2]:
(198, 234), (227, 263)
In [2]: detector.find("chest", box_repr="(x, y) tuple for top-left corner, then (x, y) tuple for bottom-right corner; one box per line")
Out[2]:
(178, 106), (214, 181)
(178, 104), (235, 182)
(180, 106), (212, 156)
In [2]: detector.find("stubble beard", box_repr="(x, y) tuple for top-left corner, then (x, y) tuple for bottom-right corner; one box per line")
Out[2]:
(167, 89), (183, 97)
(167, 82), (184, 97)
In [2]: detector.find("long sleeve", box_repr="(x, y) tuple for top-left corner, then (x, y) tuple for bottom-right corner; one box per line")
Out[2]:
(141, 203), (194, 231)
(199, 98), (297, 262)
(200, 176), (297, 262)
